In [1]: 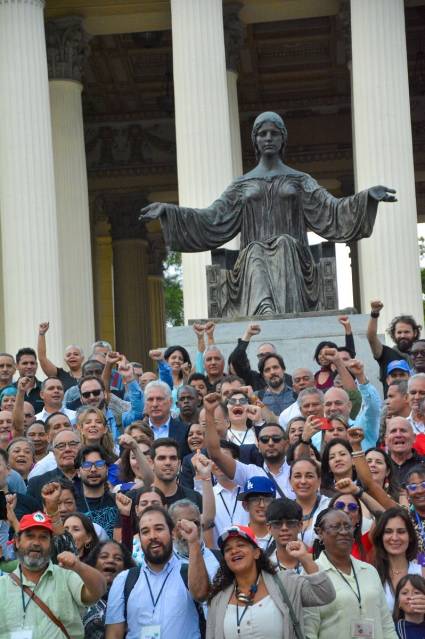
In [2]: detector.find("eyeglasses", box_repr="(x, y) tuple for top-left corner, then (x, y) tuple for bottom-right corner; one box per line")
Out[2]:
(81, 389), (102, 399)
(334, 501), (359, 512)
(54, 441), (80, 450)
(81, 459), (107, 470)
(406, 481), (425, 492)
(259, 435), (285, 444)
(227, 397), (249, 406)
(246, 495), (274, 505)
(323, 523), (353, 534)
(268, 519), (300, 530)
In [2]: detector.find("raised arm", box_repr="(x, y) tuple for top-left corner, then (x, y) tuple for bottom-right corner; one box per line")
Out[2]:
(37, 322), (59, 377)
(12, 376), (31, 437)
(204, 392), (236, 480)
(119, 433), (154, 487)
(119, 362), (144, 425)
(178, 519), (210, 601)
(192, 451), (216, 530)
(322, 347), (356, 392)
(366, 300), (384, 359)
(57, 551), (107, 604)
(338, 315), (356, 357)
(204, 321), (216, 346)
(193, 323), (206, 354)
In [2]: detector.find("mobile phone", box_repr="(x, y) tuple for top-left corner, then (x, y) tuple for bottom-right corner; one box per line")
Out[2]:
(0, 492), (7, 520)
(318, 418), (331, 430)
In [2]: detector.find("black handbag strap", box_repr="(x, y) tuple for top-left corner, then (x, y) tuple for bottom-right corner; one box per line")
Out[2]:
(272, 574), (304, 639)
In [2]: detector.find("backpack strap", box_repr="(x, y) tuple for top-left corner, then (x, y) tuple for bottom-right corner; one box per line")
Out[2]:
(123, 566), (141, 622)
(272, 574), (304, 639)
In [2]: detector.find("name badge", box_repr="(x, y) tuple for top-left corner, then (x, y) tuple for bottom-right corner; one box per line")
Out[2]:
(10, 631), (33, 639)
(351, 619), (375, 638)
(141, 625), (161, 639)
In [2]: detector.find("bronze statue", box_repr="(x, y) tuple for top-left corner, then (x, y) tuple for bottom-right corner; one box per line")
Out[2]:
(140, 111), (396, 317)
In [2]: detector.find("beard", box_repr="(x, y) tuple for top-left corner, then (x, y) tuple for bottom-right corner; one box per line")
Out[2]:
(17, 545), (51, 571)
(143, 539), (173, 565)
(396, 337), (415, 353)
(81, 476), (105, 488)
(268, 375), (284, 389)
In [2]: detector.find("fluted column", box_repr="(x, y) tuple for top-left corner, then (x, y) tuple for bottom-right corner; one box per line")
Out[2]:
(47, 17), (95, 353)
(171, 0), (234, 321)
(351, 0), (423, 328)
(223, 1), (245, 251)
(0, 0), (63, 360)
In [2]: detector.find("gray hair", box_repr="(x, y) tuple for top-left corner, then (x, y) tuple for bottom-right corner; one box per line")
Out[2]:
(388, 379), (408, 395)
(168, 499), (201, 522)
(297, 387), (324, 404)
(202, 345), (224, 364)
(144, 380), (172, 400)
(91, 340), (112, 352)
(7, 437), (35, 457)
(408, 373), (425, 391)
(177, 385), (198, 400)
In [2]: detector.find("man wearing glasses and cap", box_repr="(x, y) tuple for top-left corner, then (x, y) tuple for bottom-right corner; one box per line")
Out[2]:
(238, 476), (276, 551)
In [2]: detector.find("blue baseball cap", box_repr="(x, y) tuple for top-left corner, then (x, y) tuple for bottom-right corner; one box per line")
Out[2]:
(386, 360), (411, 376)
(237, 476), (276, 501)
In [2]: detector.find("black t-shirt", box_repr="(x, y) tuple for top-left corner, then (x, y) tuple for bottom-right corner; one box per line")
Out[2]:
(81, 492), (120, 539)
(56, 367), (79, 392)
(376, 345), (412, 396)
(164, 484), (203, 512)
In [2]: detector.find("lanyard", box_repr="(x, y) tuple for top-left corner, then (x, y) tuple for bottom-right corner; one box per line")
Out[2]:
(414, 509), (425, 540)
(326, 553), (362, 610)
(19, 566), (40, 616)
(143, 569), (172, 614)
(219, 488), (240, 524)
(236, 603), (250, 635)
(228, 428), (249, 446)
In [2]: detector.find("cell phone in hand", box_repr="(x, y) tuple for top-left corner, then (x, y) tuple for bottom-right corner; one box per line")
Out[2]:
(318, 418), (331, 430)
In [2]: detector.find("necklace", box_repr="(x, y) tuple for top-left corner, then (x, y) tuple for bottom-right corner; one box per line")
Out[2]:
(234, 574), (260, 605)
(390, 565), (407, 576)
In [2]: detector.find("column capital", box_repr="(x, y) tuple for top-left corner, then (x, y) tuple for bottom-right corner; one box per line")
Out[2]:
(0, 0), (44, 5)
(101, 193), (148, 241)
(46, 16), (90, 82)
(223, 1), (245, 73)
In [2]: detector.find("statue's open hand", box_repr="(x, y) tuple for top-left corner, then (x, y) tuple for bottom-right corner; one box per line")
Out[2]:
(368, 186), (397, 202)
(139, 202), (166, 221)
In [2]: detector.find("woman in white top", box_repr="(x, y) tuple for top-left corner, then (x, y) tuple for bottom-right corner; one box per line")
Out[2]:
(289, 457), (329, 548)
(372, 507), (425, 612)
(207, 524), (335, 639)
(226, 391), (260, 447)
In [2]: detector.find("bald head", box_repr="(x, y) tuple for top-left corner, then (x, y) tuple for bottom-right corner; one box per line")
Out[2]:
(292, 368), (314, 394)
(323, 387), (351, 419)
(385, 416), (415, 456)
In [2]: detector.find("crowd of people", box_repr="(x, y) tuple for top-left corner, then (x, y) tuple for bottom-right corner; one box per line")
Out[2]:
(1, 304), (425, 638)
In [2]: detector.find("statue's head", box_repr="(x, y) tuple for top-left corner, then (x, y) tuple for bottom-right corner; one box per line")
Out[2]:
(251, 111), (288, 161)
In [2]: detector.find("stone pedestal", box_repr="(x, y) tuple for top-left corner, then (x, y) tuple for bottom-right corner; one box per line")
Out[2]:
(167, 312), (382, 392)
(0, 0), (63, 361)
(350, 0), (423, 329)
(171, 0), (234, 322)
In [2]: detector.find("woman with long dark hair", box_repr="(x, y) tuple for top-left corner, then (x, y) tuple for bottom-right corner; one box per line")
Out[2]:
(289, 457), (329, 547)
(64, 512), (99, 562)
(321, 438), (356, 495)
(365, 447), (401, 502)
(206, 524), (335, 639)
(305, 508), (397, 638)
(372, 507), (424, 612)
(84, 540), (135, 639)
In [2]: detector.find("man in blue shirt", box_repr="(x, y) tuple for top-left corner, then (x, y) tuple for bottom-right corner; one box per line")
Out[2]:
(257, 353), (294, 415)
(105, 506), (209, 639)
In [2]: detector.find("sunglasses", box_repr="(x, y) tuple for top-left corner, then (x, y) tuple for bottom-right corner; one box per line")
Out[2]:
(81, 459), (106, 470)
(406, 481), (425, 492)
(246, 495), (274, 505)
(268, 519), (300, 530)
(227, 397), (249, 406)
(81, 389), (102, 399)
(259, 435), (284, 444)
(334, 501), (359, 512)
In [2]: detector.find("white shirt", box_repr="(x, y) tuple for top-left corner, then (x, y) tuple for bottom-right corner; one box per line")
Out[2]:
(408, 412), (425, 435)
(212, 483), (250, 547)
(36, 407), (76, 424)
(224, 596), (284, 639)
(28, 450), (57, 480)
(233, 460), (296, 500)
(278, 401), (301, 429)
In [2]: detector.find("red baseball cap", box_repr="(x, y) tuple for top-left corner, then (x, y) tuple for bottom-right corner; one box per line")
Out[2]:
(217, 525), (259, 550)
(19, 512), (53, 534)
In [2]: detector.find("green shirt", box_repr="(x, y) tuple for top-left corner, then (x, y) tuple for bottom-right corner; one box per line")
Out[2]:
(0, 561), (86, 639)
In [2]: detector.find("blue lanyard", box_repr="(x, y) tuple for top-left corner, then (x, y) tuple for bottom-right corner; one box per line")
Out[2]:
(236, 604), (250, 635)
(143, 569), (172, 614)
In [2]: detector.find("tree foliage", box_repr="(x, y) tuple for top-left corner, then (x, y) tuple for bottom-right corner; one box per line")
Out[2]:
(163, 251), (184, 326)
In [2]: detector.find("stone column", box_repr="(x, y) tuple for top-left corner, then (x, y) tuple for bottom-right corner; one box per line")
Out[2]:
(0, 0), (63, 360)
(110, 198), (151, 366)
(350, 0), (423, 328)
(147, 234), (166, 350)
(46, 17), (95, 353)
(171, 0), (234, 321)
(223, 1), (245, 251)
(92, 214), (115, 348)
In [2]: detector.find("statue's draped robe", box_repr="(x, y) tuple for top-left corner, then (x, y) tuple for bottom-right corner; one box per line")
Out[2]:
(154, 171), (378, 316)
